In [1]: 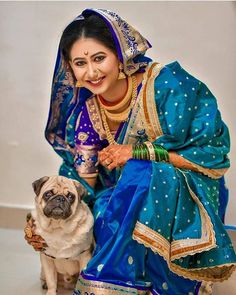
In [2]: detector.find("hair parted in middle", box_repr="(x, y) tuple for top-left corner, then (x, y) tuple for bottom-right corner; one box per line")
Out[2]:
(59, 14), (117, 63)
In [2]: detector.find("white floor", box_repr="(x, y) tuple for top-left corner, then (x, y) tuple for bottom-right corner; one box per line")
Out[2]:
(0, 228), (235, 295)
(0, 228), (71, 295)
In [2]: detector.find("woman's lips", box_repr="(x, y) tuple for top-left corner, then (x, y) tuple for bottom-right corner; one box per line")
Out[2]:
(87, 77), (105, 87)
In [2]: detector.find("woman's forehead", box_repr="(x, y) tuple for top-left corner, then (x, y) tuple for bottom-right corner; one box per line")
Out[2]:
(70, 38), (115, 58)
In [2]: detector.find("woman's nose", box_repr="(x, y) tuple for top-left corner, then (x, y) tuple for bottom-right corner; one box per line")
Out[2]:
(87, 63), (99, 80)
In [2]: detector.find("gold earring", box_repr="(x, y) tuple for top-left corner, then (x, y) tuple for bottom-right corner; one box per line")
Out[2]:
(76, 81), (82, 87)
(118, 64), (126, 80)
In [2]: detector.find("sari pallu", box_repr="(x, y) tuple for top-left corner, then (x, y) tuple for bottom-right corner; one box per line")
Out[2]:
(73, 62), (236, 295)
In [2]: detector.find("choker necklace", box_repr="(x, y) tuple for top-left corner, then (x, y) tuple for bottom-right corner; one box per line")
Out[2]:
(99, 75), (137, 145)
(97, 76), (132, 112)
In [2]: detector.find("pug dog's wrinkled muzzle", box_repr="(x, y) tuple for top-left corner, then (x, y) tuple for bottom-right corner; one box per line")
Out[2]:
(43, 195), (72, 220)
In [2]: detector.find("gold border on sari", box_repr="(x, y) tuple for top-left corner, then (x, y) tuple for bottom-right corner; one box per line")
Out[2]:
(86, 95), (106, 140)
(170, 170), (216, 260)
(180, 157), (229, 179)
(132, 170), (236, 282)
(142, 62), (164, 141)
(76, 275), (149, 295)
(123, 62), (164, 145)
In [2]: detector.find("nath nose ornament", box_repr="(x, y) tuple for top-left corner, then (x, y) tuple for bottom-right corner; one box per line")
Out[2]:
(95, 69), (100, 77)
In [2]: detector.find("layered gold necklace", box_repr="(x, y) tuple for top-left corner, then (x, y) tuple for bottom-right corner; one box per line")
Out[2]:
(98, 75), (137, 145)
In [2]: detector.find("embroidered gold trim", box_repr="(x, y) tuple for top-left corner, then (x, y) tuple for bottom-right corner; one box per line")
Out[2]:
(142, 63), (158, 140)
(170, 170), (216, 259)
(122, 62), (164, 145)
(76, 275), (148, 295)
(77, 132), (88, 143)
(132, 170), (236, 282)
(143, 63), (164, 140)
(86, 96), (106, 140)
(133, 222), (236, 282)
(170, 262), (236, 283)
(181, 156), (228, 179)
(122, 66), (149, 145)
(65, 87), (80, 138)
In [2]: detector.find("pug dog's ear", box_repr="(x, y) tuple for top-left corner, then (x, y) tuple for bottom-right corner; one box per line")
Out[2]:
(32, 176), (50, 196)
(73, 180), (87, 200)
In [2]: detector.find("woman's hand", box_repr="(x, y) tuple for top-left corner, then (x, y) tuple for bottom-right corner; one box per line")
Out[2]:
(98, 144), (132, 170)
(24, 213), (48, 252)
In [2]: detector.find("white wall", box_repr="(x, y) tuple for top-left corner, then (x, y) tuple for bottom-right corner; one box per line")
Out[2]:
(0, 1), (235, 225)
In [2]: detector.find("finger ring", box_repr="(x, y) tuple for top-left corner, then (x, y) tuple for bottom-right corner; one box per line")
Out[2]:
(105, 159), (112, 165)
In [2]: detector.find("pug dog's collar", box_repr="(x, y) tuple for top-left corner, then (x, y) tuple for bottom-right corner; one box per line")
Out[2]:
(43, 245), (93, 260)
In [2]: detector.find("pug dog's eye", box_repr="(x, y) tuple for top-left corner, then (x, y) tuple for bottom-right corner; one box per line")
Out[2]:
(43, 190), (54, 201)
(67, 192), (75, 203)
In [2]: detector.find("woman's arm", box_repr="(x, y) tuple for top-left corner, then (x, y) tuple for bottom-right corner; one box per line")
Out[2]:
(168, 151), (199, 172)
(99, 144), (199, 172)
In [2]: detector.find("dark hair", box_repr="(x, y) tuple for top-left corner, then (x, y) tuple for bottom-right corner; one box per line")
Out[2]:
(59, 14), (117, 62)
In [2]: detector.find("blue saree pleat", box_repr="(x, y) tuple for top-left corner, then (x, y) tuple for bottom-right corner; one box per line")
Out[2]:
(74, 160), (201, 295)
(86, 160), (152, 284)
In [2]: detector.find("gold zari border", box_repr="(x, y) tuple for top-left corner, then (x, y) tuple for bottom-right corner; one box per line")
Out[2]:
(142, 62), (164, 141)
(86, 96), (106, 140)
(171, 170), (215, 259)
(132, 171), (236, 282)
(133, 221), (236, 282)
(76, 275), (148, 295)
(182, 157), (229, 179)
(122, 62), (164, 145)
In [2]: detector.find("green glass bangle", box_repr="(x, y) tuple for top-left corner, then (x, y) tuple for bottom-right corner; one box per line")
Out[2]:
(159, 145), (169, 162)
(132, 143), (150, 160)
(153, 144), (169, 162)
(142, 144), (149, 160)
(133, 143), (169, 162)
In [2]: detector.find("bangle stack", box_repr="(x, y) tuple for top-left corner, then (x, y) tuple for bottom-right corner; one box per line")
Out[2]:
(132, 141), (169, 162)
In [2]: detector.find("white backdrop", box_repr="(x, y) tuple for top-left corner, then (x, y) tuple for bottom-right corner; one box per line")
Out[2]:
(0, 1), (235, 226)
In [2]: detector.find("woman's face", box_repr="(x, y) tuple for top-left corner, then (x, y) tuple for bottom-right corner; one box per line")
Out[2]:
(69, 38), (120, 96)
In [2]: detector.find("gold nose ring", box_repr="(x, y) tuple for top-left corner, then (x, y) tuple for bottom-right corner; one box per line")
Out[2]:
(95, 69), (100, 77)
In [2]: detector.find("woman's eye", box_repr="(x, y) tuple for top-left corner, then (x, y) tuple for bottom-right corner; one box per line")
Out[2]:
(75, 61), (86, 67)
(94, 56), (105, 62)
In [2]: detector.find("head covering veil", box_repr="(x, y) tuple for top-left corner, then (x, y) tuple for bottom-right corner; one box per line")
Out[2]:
(45, 8), (152, 165)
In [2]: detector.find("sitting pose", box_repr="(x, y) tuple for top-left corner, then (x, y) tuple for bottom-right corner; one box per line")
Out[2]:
(26, 8), (236, 295)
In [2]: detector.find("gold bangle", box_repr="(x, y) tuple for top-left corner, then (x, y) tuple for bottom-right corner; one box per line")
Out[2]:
(144, 141), (156, 161)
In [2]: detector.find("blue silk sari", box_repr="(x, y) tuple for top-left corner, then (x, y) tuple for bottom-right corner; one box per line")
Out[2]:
(45, 9), (236, 295)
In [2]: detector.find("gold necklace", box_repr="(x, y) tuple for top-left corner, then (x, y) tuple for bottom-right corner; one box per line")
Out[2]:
(103, 107), (131, 123)
(97, 76), (132, 111)
(99, 75), (137, 145)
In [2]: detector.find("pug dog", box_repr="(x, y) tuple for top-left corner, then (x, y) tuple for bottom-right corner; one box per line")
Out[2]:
(29, 175), (94, 295)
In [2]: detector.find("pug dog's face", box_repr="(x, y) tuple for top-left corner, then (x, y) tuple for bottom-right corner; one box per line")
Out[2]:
(32, 176), (86, 220)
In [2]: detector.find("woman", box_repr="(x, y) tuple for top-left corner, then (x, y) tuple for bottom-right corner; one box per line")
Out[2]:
(30, 8), (236, 295)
